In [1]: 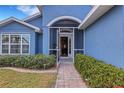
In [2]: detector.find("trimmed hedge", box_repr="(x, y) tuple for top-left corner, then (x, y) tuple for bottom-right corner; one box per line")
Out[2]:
(74, 54), (124, 88)
(0, 54), (56, 69)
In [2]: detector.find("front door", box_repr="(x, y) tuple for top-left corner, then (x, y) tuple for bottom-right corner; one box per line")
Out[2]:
(60, 37), (68, 57)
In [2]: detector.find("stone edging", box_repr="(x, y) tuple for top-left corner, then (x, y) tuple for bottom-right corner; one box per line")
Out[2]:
(0, 67), (57, 73)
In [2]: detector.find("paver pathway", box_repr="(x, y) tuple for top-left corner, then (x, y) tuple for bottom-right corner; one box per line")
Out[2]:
(55, 63), (87, 88)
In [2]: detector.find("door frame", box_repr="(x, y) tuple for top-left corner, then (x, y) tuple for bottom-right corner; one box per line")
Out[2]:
(60, 36), (68, 57)
(59, 33), (73, 58)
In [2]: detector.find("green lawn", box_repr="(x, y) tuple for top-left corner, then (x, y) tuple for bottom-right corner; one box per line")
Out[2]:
(0, 69), (56, 88)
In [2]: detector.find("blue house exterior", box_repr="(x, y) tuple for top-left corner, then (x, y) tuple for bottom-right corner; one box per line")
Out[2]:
(0, 5), (124, 69)
(84, 6), (124, 68)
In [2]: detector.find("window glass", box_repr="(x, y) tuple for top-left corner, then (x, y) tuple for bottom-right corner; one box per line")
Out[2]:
(22, 45), (29, 53)
(11, 35), (21, 43)
(1, 34), (30, 54)
(10, 45), (20, 53)
(2, 35), (9, 43)
(22, 35), (29, 44)
(2, 45), (9, 53)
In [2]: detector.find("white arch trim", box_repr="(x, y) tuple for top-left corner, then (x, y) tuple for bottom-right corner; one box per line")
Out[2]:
(47, 16), (82, 26)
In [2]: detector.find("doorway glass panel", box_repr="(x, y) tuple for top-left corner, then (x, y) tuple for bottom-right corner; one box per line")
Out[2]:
(60, 37), (68, 57)
(50, 28), (57, 49)
(74, 28), (84, 55)
(69, 38), (71, 54)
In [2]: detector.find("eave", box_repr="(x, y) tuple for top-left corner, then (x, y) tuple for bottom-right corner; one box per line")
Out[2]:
(0, 17), (42, 33)
(78, 5), (114, 29)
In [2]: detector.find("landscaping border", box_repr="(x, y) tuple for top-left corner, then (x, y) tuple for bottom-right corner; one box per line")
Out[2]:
(74, 53), (124, 88)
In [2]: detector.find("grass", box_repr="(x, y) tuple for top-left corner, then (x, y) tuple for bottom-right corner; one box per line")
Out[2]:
(0, 69), (56, 88)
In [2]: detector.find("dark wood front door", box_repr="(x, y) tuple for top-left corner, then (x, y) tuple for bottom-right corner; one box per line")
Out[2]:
(60, 37), (68, 57)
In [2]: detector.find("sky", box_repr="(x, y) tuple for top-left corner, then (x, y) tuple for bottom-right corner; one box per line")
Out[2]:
(0, 5), (40, 21)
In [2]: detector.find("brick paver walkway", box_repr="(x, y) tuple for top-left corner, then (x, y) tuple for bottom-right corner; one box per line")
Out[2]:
(55, 63), (87, 88)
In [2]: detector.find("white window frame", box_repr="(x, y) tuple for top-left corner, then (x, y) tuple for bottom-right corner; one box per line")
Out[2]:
(1, 33), (30, 55)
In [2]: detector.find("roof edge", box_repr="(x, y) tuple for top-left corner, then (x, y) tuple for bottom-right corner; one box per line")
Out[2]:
(0, 17), (42, 33)
(23, 12), (41, 22)
(78, 5), (114, 29)
(37, 5), (42, 12)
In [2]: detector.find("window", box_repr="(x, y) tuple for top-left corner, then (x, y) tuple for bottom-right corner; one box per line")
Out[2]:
(22, 34), (29, 53)
(2, 45), (9, 53)
(1, 34), (30, 54)
(11, 35), (21, 43)
(2, 35), (9, 53)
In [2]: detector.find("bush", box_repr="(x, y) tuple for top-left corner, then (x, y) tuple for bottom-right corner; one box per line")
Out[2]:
(74, 53), (124, 88)
(0, 54), (56, 70)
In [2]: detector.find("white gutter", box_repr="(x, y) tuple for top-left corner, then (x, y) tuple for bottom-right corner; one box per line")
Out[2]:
(37, 5), (43, 13)
(23, 13), (41, 21)
(78, 5), (113, 29)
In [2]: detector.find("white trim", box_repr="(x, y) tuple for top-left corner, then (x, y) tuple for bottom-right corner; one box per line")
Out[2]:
(78, 5), (113, 29)
(59, 33), (72, 35)
(68, 34), (73, 58)
(48, 27), (50, 55)
(47, 16), (82, 26)
(49, 49), (57, 50)
(1, 33), (30, 55)
(73, 28), (74, 63)
(84, 29), (86, 54)
(56, 28), (59, 61)
(23, 13), (41, 21)
(37, 6), (43, 13)
(0, 17), (41, 33)
(49, 27), (78, 28)
(59, 35), (69, 57)
(48, 27), (85, 63)
(1, 32), (30, 34)
(74, 49), (84, 50)
(68, 36), (69, 57)
(58, 28), (73, 58)
(58, 28), (60, 62)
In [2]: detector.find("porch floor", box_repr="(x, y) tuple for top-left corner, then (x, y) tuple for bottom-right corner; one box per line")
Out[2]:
(59, 57), (73, 63)
(55, 62), (87, 88)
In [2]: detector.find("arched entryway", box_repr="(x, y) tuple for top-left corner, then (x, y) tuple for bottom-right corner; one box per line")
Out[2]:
(48, 16), (84, 62)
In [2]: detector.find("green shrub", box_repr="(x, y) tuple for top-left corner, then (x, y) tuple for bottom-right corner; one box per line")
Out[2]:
(74, 53), (124, 88)
(0, 54), (56, 69)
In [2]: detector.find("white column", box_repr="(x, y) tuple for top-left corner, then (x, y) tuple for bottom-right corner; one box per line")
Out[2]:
(83, 29), (85, 54)
(73, 27), (75, 63)
(58, 28), (60, 61)
(56, 28), (59, 62)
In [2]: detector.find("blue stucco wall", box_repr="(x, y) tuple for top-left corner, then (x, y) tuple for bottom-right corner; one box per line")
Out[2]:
(25, 16), (43, 54)
(35, 33), (43, 54)
(0, 21), (37, 55)
(25, 16), (42, 29)
(85, 6), (124, 68)
(41, 5), (92, 55)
